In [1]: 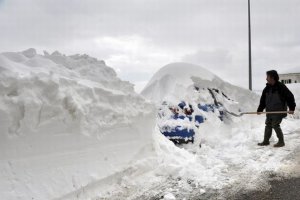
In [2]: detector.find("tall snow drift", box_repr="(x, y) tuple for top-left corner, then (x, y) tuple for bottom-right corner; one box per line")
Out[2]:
(0, 49), (155, 200)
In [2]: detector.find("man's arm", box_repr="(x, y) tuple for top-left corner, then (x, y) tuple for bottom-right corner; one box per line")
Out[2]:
(282, 84), (296, 112)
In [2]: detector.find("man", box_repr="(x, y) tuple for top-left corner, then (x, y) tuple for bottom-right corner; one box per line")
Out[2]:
(257, 70), (296, 147)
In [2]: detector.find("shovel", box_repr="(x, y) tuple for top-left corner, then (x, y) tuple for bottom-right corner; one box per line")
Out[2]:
(227, 111), (293, 117)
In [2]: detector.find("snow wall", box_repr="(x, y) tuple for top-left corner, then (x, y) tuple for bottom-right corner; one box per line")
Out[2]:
(0, 49), (155, 200)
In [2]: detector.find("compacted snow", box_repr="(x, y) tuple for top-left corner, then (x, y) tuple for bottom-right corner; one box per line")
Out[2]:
(1, 53), (299, 200)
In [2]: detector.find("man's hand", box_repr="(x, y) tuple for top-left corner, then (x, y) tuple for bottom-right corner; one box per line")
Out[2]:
(288, 110), (294, 114)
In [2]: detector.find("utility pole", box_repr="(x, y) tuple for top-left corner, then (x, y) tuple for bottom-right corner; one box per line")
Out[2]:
(248, 0), (252, 90)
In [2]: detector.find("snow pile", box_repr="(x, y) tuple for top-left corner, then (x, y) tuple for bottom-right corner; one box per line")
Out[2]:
(1, 56), (299, 200)
(118, 62), (300, 199)
(141, 62), (257, 111)
(48, 62), (300, 200)
(0, 49), (155, 200)
(141, 62), (216, 104)
(60, 63), (298, 200)
(142, 62), (259, 144)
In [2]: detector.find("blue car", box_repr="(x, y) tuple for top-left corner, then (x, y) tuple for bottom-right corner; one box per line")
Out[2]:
(159, 102), (224, 144)
(161, 125), (195, 144)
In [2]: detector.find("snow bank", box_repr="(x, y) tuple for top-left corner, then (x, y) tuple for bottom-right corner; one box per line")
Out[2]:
(141, 62), (258, 111)
(0, 49), (155, 200)
(49, 62), (300, 199)
(124, 62), (300, 199)
(2, 56), (298, 199)
(141, 62), (258, 112)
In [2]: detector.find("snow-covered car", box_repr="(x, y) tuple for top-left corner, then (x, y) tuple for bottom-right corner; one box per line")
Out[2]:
(158, 101), (224, 144)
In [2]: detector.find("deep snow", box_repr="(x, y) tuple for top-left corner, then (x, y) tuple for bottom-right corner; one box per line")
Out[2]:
(1, 54), (299, 200)
(0, 49), (155, 200)
(104, 63), (300, 199)
(61, 63), (300, 200)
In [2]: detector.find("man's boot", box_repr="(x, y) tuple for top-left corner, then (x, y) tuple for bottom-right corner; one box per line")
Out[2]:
(273, 119), (284, 148)
(274, 141), (285, 147)
(258, 141), (270, 146)
(258, 123), (272, 146)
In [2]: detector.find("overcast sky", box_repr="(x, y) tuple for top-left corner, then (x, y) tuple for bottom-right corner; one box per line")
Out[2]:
(1, 0), (300, 92)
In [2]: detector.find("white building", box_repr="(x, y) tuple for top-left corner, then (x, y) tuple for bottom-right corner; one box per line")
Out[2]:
(279, 68), (300, 84)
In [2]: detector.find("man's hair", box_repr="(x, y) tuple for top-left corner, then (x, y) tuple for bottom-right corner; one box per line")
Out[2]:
(266, 70), (279, 81)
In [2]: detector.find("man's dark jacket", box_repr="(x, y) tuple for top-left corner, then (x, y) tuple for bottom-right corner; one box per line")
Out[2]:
(257, 82), (296, 118)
